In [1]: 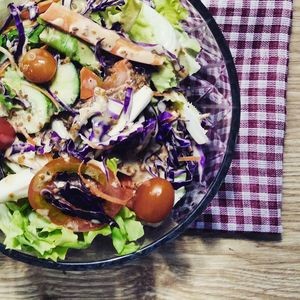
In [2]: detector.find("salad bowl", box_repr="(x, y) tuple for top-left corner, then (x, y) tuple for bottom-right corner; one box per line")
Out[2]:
(0, 0), (240, 270)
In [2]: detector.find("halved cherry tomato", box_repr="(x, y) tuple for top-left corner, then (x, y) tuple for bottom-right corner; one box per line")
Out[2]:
(133, 178), (175, 223)
(20, 49), (57, 83)
(99, 59), (132, 90)
(80, 67), (102, 100)
(0, 118), (16, 151)
(28, 157), (131, 232)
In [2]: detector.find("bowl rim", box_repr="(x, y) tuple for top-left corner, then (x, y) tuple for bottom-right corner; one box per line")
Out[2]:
(0, 0), (241, 270)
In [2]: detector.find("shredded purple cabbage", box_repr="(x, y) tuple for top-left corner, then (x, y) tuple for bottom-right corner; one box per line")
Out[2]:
(145, 115), (203, 189)
(36, 128), (94, 161)
(91, 117), (111, 139)
(95, 40), (106, 67)
(0, 83), (31, 109)
(47, 89), (78, 115)
(8, 4), (25, 61)
(65, 139), (93, 161)
(82, 0), (97, 15)
(45, 129), (93, 160)
(10, 142), (36, 155)
(80, 123), (142, 148)
(107, 98), (123, 120)
(95, 42), (120, 75)
(91, 0), (125, 12)
(0, 15), (12, 35)
(80, 116), (156, 151)
(133, 41), (158, 47)
(157, 111), (174, 123)
(123, 87), (133, 115)
(41, 172), (115, 225)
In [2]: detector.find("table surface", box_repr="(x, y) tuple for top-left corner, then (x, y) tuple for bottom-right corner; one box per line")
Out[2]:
(1, 3), (300, 300)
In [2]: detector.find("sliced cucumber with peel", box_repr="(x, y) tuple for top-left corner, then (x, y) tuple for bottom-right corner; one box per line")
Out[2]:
(2, 68), (54, 134)
(49, 62), (79, 106)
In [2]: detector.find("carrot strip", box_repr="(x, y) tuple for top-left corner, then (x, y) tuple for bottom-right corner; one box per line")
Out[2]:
(17, 127), (36, 145)
(0, 47), (17, 69)
(0, 61), (10, 77)
(78, 162), (128, 206)
(178, 156), (201, 162)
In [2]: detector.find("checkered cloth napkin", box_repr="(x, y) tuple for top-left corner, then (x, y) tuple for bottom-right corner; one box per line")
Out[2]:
(192, 0), (293, 233)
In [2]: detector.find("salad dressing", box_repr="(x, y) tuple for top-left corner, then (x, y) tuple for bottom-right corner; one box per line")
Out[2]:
(0, 0), (208, 260)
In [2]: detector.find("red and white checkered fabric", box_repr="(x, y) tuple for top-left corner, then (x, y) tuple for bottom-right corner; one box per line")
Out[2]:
(192, 0), (293, 233)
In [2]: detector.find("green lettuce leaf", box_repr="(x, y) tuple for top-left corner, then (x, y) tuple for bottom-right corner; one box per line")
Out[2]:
(111, 207), (144, 255)
(0, 94), (17, 112)
(92, 0), (142, 31)
(0, 202), (110, 261)
(106, 157), (119, 174)
(27, 24), (46, 46)
(151, 60), (178, 92)
(98, 0), (200, 91)
(120, 0), (142, 31)
(176, 31), (201, 75)
(91, 6), (123, 29)
(153, 0), (188, 29)
(0, 202), (144, 260)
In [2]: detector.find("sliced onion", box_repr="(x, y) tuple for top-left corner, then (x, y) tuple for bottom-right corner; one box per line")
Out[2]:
(0, 47), (17, 69)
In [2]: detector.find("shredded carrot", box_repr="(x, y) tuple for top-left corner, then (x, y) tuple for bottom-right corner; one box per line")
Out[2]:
(168, 115), (178, 123)
(17, 127), (36, 145)
(0, 47), (17, 69)
(3, 25), (16, 34)
(3, 20), (36, 34)
(0, 61), (10, 77)
(178, 156), (201, 162)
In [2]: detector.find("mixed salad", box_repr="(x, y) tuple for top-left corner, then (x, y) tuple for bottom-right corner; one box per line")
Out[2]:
(0, 0), (208, 261)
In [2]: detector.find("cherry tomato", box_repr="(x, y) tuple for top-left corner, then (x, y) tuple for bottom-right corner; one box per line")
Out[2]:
(100, 59), (132, 90)
(19, 48), (57, 83)
(133, 178), (175, 223)
(28, 158), (133, 232)
(0, 118), (16, 151)
(80, 67), (102, 100)
(28, 158), (101, 232)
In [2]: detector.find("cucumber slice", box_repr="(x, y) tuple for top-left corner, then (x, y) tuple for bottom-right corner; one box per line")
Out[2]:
(50, 63), (79, 106)
(2, 68), (54, 134)
(40, 27), (100, 71)
(11, 85), (53, 134)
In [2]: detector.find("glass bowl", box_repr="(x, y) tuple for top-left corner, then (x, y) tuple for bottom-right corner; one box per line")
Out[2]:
(0, 0), (240, 270)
